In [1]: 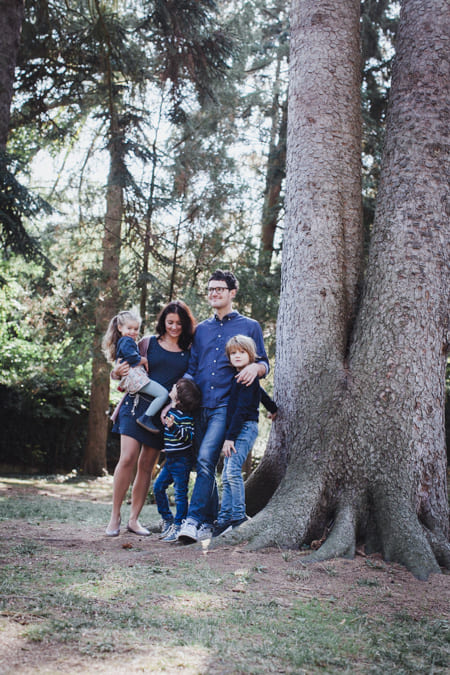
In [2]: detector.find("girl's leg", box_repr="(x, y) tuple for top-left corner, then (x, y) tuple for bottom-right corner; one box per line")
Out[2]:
(127, 442), (160, 531)
(226, 422), (258, 522)
(140, 380), (169, 417)
(153, 462), (174, 523)
(106, 434), (141, 533)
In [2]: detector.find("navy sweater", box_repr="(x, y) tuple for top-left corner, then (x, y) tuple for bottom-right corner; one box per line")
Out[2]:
(225, 377), (277, 441)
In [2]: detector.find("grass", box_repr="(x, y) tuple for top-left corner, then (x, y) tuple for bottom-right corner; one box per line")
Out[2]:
(0, 476), (449, 673)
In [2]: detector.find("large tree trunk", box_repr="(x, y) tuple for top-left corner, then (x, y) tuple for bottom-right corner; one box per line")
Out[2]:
(233, 0), (449, 580)
(83, 120), (124, 475)
(0, 0), (24, 150)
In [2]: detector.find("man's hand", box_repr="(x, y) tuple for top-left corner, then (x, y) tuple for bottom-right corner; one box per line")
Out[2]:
(235, 362), (264, 386)
(222, 440), (236, 457)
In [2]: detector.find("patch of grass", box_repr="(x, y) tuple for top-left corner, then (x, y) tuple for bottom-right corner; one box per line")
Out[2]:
(0, 477), (448, 673)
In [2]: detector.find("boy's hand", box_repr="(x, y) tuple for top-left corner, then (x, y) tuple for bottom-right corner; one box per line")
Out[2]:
(164, 414), (175, 428)
(267, 412), (277, 421)
(160, 403), (171, 424)
(222, 440), (236, 457)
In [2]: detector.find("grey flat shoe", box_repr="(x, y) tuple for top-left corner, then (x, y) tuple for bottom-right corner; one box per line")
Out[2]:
(105, 524), (120, 537)
(126, 524), (150, 536)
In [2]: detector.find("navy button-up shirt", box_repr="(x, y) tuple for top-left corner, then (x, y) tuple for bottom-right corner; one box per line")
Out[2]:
(185, 311), (269, 408)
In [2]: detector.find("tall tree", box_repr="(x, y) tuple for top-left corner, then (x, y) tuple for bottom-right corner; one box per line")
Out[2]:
(232, 0), (449, 580)
(0, 0), (23, 150)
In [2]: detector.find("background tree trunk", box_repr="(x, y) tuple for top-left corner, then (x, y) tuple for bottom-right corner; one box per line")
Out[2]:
(238, 0), (449, 580)
(0, 0), (23, 150)
(83, 117), (124, 475)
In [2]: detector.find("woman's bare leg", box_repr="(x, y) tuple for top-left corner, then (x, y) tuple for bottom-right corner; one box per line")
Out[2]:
(128, 444), (160, 531)
(106, 435), (140, 533)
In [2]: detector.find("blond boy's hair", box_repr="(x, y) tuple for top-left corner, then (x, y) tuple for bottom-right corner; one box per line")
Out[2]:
(225, 334), (257, 363)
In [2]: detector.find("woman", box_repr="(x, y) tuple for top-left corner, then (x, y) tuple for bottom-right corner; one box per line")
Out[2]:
(105, 300), (196, 537)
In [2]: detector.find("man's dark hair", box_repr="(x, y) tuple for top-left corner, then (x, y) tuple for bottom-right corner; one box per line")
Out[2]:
(175, 378), (202, 414)
(208, 269), (239, 291)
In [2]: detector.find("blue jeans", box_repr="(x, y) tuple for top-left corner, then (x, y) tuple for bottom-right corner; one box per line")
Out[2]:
(153, 455), (192, 525)
(218, 421), (258, 524)
(185, 406), (228, 527)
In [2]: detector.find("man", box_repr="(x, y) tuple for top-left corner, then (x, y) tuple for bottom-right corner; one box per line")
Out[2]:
(177, 269), (269, 543)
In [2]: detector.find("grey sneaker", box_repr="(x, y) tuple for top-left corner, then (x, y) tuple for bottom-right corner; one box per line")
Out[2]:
(197, 523), (214, 541)
(158, 519), (174, 539)
(162, 524), (180, 542)
(177, 520), (198, 544)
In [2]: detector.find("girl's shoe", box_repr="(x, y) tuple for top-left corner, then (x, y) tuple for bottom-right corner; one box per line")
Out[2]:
(136, 414), (160, 433)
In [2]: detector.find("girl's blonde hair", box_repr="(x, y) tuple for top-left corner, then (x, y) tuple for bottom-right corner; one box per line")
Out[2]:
(225, 334), (257, 363)
(102, 310), (142, 363)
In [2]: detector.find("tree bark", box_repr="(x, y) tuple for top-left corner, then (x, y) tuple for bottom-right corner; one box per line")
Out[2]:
(234, 0), (449, 580)
(0, 0), (24, 150)
(83, 120), (124, 475)
(83, 2), (125, 475)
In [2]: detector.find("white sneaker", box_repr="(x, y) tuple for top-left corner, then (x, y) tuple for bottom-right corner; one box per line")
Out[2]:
(177, 520), (198, 544)
(197, 523), (214, 541)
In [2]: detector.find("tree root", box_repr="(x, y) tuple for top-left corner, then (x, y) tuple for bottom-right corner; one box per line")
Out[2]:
(301, 503), (356, 563)
(424, 528), (450, 570)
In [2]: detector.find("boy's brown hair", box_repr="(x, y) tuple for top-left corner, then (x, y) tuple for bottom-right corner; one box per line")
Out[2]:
(175, 378), (202, 414)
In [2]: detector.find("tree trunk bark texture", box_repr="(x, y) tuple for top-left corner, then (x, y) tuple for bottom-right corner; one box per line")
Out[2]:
(83, 120), (124, 475)
(239, 0), (450, 580)
(0, 0), (24, 150)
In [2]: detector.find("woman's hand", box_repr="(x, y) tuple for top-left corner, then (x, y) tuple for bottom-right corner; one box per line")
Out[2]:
(222, 440), (236, 457)
(112, 359), (130, 379)
(140, 356), (149, 372)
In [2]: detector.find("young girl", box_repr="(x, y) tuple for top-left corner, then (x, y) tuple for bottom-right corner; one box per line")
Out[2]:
(213, 335), (277, 537)
(102, 310), (169, 434)
(153, 378), (202, 542)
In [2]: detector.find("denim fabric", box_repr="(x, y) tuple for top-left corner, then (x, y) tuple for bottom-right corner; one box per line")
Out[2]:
(218, 420), (258, 523)
(185, 406), (228, 527)
(153, 455), (192, 525)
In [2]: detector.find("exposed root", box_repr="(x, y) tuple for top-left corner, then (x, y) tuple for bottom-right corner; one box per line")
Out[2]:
(302, 503), (356, 564)
(424, 528), (450, 570)
(374, 490), (441, 580)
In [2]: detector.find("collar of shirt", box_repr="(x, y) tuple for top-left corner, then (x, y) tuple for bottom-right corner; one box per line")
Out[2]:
(213, 310), (239, 322)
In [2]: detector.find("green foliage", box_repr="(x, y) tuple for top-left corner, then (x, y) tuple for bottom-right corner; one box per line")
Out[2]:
(0, 152), (52, 262)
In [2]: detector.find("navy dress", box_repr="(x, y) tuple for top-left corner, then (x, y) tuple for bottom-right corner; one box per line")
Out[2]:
(112, 336), (190, 449)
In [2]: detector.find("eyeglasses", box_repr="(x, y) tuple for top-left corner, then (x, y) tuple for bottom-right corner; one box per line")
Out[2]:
(206, 286), (229, 295)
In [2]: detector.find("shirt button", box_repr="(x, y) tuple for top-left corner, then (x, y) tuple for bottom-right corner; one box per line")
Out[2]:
(211, 386), (214, 389)
(212, 372), (215, 375)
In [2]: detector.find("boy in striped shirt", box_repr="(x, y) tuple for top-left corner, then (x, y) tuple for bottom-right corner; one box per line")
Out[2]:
(153, 378), (201, 542)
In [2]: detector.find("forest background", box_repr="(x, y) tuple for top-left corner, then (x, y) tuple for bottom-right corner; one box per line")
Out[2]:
(0, 0), (448, 476)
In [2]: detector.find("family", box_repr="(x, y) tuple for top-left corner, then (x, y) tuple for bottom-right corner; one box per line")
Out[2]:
(104, 269), (277, 543)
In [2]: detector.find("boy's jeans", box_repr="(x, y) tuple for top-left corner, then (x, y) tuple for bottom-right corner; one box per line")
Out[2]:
(153, 455), (192, 525)
(218, 421), (258, 524)
(185, 406), (227, 527)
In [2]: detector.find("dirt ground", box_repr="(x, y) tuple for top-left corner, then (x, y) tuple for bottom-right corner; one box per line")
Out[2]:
(0, 477), (449, 673)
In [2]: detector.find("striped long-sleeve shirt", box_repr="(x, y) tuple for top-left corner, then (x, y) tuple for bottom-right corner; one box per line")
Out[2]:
(163, 408), (194, 456)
